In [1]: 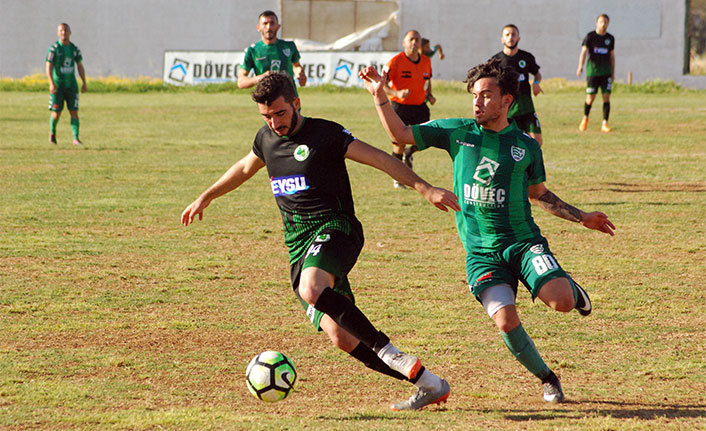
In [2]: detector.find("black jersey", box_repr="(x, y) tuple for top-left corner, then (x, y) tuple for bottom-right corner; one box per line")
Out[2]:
(491, 50), (540, 117)
(252, 117), (361, 262)
(582, 31), (615, 77)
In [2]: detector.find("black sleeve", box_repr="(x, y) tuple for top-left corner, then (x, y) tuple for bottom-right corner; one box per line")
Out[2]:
(528, 53), (540, 75)
(581, 33), (590, 47)
(251, 127), (266, 162)
(333, 123), (356, 158)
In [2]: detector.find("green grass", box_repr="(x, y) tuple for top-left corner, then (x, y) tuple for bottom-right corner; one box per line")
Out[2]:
(1, 86), (705, 430)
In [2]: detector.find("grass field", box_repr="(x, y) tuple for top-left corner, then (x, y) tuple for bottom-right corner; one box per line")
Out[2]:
(1, 85), (705, 430)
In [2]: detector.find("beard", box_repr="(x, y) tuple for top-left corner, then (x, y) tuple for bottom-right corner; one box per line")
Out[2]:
(273, 106), (299, 136)
(504, 41), (518, 50)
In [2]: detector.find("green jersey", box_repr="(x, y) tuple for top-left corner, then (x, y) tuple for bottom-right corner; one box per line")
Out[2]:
(412, 119), (546, 252)
(46, 41), (82, 88)
(241, 39), (301, 93)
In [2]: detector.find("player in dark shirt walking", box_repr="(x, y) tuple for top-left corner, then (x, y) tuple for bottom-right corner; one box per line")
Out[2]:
(181, 72), (459, 411)
(577, 14), (615, 132)
(492, 24), (543, 146)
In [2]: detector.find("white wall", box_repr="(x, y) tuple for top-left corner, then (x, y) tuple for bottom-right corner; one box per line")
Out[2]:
(0, 0), (279, 78)
(399, 0), (698, 86)
(2, 0), (702, 87)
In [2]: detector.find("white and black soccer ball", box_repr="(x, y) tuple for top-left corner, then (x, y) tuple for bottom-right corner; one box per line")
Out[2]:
(245, 350), (297, 402)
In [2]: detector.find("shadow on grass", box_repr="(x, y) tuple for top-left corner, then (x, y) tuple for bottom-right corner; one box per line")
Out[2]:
(587, 182), (706, 193)
(316, 407), (451, 422)
(499, 400), (706, 422)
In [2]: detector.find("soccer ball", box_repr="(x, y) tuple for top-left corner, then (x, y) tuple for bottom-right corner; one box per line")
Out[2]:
(245, 350), (297, 402)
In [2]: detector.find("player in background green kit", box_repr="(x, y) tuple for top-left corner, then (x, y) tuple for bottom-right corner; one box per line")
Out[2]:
(420, 38), (445, 60)
(237, 10), (306, 95)
(577, 14), (615, 133)
(360, 59), (615, 403)
(46, 23), (87, 146)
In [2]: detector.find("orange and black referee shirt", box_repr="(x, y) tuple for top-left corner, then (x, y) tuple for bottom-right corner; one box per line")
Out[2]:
(384, 52), (432, 105)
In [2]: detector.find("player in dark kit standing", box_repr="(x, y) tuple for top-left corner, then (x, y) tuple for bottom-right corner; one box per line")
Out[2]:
(491, 24), (544, 147)
(360, 59), (615, 403)
(181, 73), (459, 410)
(46, 23), (87, 146)
(577, 14), (615, 133)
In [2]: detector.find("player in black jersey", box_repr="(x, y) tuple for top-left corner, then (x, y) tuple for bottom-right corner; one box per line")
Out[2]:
(181, 72), (460, 410)
(577, 14), (615, 132)
(491, 24), (544, 146)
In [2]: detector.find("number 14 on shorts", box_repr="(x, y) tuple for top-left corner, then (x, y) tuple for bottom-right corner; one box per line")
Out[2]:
(306, 243), (322, 258)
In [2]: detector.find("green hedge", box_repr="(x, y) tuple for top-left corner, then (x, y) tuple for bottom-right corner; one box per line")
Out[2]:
(1, 74), (698, 94)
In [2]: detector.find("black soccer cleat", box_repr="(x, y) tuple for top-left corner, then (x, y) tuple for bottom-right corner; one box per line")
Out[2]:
(542, 372), (565, 403)
(572, 279), (592, 316)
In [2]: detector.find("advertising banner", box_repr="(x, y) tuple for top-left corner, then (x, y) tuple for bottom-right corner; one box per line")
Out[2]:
(163, 51), (396, 87)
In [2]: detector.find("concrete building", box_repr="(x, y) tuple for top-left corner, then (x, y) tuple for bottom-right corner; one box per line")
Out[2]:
(1, 0), (703, 87)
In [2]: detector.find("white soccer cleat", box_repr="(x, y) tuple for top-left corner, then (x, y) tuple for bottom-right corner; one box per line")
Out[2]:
(391, 378), (450, 411)
(382, 352), (422, 380)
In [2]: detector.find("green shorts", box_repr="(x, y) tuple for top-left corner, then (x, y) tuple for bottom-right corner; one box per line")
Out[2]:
(291, 228), (364, 330)
(49, 86), (79, 112)
(512, 112), (541, 135)
(466, 238), (568, 301)
(586, 76), (612, 95)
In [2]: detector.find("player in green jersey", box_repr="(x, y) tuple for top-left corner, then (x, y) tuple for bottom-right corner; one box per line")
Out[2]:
(46, 23), (87, 146)
(237, 10), (306, 94)
(420, 38), (445, 60)
(360, 59), (615, 403)
(577, 14), (615, 133)
(182, 72), (459, 410)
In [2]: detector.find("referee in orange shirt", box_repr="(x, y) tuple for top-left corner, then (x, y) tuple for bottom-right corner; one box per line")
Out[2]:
(382, 30), (435, 188)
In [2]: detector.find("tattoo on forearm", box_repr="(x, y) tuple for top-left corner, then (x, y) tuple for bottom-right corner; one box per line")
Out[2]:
(537, 190), (583, 222)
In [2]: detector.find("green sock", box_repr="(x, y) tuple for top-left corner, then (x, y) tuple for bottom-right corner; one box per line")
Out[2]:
(70, 118), (79, 139)
(501, 324), (551, 380)
(50, 117), (58, 135)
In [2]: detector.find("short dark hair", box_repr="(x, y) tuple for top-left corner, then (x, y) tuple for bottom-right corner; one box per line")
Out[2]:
(259, 10), (278, 22)
(421, 38), (430, 46)
(251, 72), (296, 105)
(597, 14), (609, 22)
(464, 58), (519, 101)
(502, 24), (519, 34)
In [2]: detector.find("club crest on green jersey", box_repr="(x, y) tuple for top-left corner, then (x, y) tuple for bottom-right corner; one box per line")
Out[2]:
(293, 145), (310, 161)
(511, 146), (526, 162)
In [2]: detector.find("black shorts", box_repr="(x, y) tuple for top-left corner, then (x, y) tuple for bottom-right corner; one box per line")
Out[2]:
(512, 112), (541, 134)
(290, 227), (364, 330)
(392, 102), (430, 126)
(586, 75), (612, 94)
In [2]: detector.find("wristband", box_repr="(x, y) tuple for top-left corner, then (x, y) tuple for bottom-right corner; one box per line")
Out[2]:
(533, 81), (541, 84)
